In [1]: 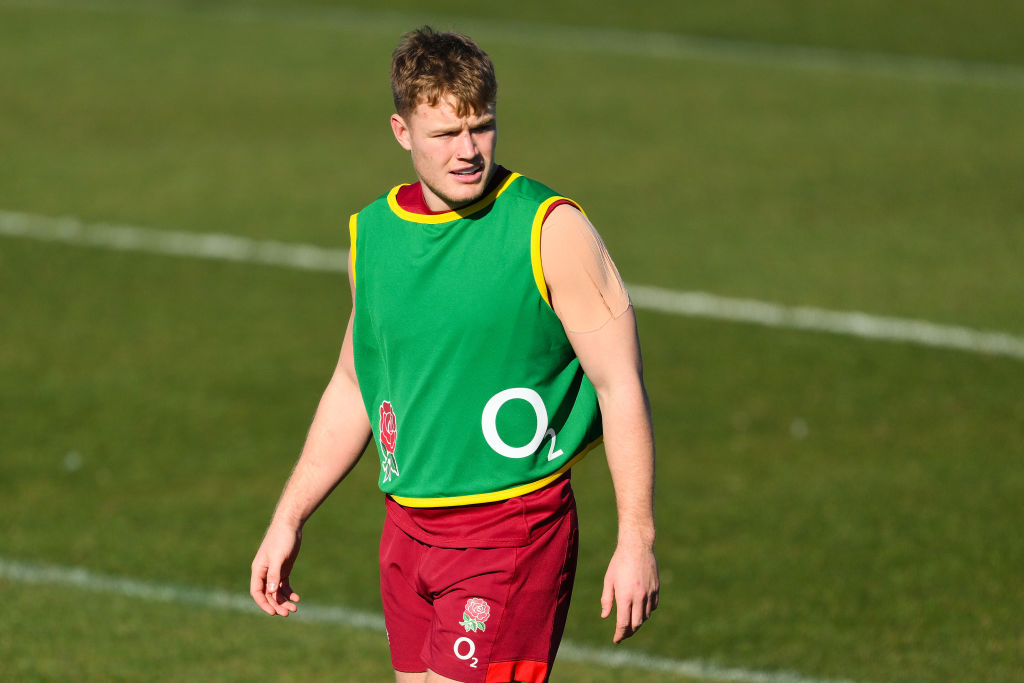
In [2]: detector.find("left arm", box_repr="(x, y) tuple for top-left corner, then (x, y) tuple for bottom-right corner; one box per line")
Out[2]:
(542, 204), (659, 643)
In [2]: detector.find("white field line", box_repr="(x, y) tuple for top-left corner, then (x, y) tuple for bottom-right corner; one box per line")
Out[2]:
(629, 284), (1024, 360)
(3, 209), (1024, 362)
(0, 556), (863, 683)
(3, 0), (1023, 90)
(0, 210), (349, 273)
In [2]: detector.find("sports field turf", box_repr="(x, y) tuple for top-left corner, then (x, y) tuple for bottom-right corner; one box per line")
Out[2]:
(2, 2), (1023, 681)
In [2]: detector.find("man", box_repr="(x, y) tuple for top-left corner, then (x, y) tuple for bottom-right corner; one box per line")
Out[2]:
(250, 27), (658, 683)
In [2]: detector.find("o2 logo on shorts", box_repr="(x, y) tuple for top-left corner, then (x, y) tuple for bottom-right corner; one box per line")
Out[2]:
(481, 388), (564, 461)
(453, 637), (478, 669)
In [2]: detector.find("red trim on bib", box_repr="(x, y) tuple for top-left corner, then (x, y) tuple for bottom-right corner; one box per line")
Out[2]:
(542, 198), (576, 222)
(396, 166), (512, 214)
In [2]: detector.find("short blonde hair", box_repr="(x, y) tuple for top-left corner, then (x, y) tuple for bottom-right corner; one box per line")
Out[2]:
(390, 26), (497, 118)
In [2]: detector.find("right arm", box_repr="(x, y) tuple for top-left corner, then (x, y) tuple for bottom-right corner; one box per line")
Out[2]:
(249, 269), (372, 616)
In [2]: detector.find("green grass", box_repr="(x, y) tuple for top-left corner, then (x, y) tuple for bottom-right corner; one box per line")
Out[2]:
(0, 581), (397, 682)
(2, 1), (1024, 682)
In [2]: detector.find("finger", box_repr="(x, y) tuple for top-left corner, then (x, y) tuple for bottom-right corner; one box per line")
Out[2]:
(631, 593), (646, 632)
(265, 569), (288, 616)
(279, 578), (301, 607)
(273, 575), (300, 616)
(250, 564), (276, 616)
(648, 589), (659, 618)
(600, 577), (613, 619)
(614, 597), (633, 644)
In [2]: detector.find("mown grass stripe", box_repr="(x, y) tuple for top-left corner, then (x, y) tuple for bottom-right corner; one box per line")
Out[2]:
(3, 208), (1023, 361)
(0, 556), (863, 683)
(3, 0), (1023, 89)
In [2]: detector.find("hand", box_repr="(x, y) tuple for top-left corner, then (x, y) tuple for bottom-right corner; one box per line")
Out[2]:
(250, 523), (303, 616)
(600, 542), (659, 643)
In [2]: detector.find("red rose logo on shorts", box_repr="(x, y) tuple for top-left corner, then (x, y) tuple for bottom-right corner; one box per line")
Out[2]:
(378, 401), (400, 483)
(459, 597), (491, 632)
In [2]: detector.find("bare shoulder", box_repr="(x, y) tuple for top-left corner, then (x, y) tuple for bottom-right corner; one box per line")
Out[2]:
(540, 203), (629, 333)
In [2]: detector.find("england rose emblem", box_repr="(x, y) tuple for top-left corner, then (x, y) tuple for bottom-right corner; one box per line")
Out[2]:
(378, 401), (400, 482)
(459, 597), (491, 633)
(379, 401), (397, 454)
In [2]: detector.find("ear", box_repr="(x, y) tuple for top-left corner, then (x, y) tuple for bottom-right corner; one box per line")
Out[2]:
(390, 113), (412, 151)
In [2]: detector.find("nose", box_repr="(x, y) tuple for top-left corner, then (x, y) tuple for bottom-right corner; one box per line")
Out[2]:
(456, 130), (479, 159)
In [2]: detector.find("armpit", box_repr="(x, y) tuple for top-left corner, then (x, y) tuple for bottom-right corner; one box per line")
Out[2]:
(540, 205), (631, 334)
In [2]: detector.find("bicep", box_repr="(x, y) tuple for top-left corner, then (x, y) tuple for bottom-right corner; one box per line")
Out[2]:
(322, 272), (364, 425)
(566, 305), (644, 394)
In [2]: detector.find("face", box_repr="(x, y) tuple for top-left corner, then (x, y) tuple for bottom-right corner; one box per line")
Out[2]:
(390, 96), (498, 212)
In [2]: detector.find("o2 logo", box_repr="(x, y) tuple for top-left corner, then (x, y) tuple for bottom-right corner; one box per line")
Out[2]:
(481, 388), (563, 461)
(454, 637), (478, 668)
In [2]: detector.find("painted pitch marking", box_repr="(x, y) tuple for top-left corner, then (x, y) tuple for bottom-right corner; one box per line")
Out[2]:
(2, 0), (1023, 89)
(0, 556), (864, 683)
(3, 209), (1023, 361)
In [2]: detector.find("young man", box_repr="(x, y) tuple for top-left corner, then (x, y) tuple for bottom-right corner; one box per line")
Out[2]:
(250, 27), (658, 683)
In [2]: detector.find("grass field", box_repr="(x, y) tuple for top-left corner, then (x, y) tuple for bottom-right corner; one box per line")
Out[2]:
(2, 1), (1023, 681)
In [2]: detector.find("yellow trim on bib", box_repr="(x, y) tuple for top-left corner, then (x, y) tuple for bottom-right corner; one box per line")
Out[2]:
(389, 437), (602, 508)
(386, 172), (522, 224)
(348, 213), (358, 287)
(530, 197), (585, 309)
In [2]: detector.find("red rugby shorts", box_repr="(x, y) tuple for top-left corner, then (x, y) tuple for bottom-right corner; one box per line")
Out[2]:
(379, 484), (578, 683)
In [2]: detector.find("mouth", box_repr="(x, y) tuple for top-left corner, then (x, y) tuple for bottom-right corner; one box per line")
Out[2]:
(450, 164), (484, 183)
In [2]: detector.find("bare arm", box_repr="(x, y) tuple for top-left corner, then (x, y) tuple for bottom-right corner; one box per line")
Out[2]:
(542, 204), (659, 643)
(249, 266), (372, 617)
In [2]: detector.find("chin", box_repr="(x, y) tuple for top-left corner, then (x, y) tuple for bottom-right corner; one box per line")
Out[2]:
(437, 186), (485, 209)
(455, 187), (486, 204)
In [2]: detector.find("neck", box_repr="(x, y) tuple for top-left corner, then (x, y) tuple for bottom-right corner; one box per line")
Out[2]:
(398, 166), (511, 215)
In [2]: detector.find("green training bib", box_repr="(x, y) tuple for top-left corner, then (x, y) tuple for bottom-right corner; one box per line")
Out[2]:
(350, 172), (602, 506)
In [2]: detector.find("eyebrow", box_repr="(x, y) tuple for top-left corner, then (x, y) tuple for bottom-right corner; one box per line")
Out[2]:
(430, 115), (496, 136)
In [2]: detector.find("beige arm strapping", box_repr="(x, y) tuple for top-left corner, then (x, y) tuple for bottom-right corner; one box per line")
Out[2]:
(540, 204), (631, 334)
